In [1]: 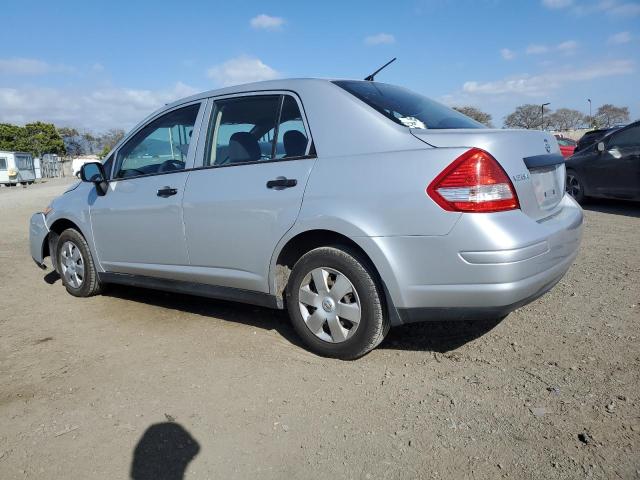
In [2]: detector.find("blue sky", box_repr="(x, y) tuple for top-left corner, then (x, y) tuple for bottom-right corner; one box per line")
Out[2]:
(0, 0), (638, 131)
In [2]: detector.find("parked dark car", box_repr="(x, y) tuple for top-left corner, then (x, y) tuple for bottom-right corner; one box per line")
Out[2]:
(575, 127), (621, 153)
(566, 120), (640, 203)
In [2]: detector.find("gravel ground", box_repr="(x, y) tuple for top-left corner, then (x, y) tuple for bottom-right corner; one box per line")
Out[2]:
(1, 178), (638, 479)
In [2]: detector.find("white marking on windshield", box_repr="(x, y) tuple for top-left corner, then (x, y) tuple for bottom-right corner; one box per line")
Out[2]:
(398, 116), (426, 129)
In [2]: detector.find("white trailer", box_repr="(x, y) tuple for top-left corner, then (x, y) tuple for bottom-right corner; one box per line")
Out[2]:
(0, 151), (36, 186)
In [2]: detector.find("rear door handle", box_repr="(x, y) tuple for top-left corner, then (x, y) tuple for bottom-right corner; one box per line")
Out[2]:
(266, 177), (297, 190)
(157, 186), (178, 197)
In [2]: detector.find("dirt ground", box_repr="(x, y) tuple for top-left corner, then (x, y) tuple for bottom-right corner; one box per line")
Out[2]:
(1, 178), (638, 479)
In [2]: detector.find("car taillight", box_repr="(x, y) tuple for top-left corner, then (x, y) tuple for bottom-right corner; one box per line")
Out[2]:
(427, 148), (519, 213)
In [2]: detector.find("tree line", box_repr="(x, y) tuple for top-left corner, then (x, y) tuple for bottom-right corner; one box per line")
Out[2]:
(0, 122), (125, 158)
(455, 103), (630, 131)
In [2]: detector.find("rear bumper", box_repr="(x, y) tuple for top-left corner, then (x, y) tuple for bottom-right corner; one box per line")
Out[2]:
(29, 212), (49, 268)
(359, 195), (583, 324)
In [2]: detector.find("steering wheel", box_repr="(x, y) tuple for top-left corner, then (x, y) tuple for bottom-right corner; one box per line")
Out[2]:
(159, 159), (184, 172)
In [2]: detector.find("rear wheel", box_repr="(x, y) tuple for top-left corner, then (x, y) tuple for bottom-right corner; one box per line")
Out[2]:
(286, 246), (388, 359)
(56, 228), (102, 297)
(566, 169), (585, 204)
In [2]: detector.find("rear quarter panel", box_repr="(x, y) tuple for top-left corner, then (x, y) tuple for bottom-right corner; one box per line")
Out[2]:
(296, 147), (466, 237)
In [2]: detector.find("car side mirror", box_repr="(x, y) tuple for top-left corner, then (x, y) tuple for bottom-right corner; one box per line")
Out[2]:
(80, 162), (108, 196)
(596, 142), (605, 153)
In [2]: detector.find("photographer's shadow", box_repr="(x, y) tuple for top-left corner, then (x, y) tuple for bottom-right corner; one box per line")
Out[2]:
(131, 422), (200, 480)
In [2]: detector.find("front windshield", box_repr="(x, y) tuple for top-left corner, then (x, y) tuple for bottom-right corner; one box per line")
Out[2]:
(333, 80), (484, 130)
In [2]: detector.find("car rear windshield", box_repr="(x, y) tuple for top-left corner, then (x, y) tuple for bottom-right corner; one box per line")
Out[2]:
(333, 80), (484, 130)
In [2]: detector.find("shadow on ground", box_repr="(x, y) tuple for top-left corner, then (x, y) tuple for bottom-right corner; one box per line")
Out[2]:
(102, 284), (502, 354)
(131, 422), (200, 480)
(582, 198), (640, 218)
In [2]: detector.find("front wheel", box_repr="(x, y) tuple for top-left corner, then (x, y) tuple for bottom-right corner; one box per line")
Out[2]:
(566, 169), (585, 203)
(286, 246), (389, 359)
(56, 228), (102, 297)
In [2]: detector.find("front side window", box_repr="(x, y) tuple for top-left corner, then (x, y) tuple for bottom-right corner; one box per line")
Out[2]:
(607, 125), (640, 149)
(115, 103), (200, 179)
(333, 80), (484, 130)
(0, 158), (6, 170)
(102, 154), (114, 179)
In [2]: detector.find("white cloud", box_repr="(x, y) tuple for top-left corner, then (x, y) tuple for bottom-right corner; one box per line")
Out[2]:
(542, 0), (573, 8)
(570, 0), (640, 16)
(557, 40), (579, 54)
(608, 31), (632, 44)
(526, 40), (578, 55)
(250, 14), (285, 30)
(206, 56), (280, 87)
(604, 1), (640, 16)
(0, 58), (73, 75)
(364, 33), (396, 46)
(526, 44), (549, 55)
(500, 48), (516, 60)
(461, 59), (634, 97)
(0, 82), (198, 131)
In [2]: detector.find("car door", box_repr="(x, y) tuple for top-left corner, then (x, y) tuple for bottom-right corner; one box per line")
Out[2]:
(90, 101), (205, 278)
(590, 124), (640, 198)
(182, 93), (317, 293)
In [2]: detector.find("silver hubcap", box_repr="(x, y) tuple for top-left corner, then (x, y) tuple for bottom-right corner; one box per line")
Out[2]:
(298, 267), (361, 343)
(60, 241), (85, 289)
(566, 174), (581, 198)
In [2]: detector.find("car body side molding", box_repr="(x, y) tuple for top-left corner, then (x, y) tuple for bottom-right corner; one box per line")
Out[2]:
(98, 273), (281, 309)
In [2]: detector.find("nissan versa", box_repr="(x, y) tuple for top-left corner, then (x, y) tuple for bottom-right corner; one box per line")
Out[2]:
(29, 79), (583, 359)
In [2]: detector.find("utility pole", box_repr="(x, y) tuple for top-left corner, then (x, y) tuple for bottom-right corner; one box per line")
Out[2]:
(541, 103), (550, 130)
(588, 98), (592, 127)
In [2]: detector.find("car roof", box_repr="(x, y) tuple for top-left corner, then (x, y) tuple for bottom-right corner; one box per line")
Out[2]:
(164, 78), (346, 109)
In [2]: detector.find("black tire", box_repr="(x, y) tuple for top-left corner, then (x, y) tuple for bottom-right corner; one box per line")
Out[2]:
(56, 228), (102, 297)
(286, 246), (388, 360)
(566, 169), (585, 204)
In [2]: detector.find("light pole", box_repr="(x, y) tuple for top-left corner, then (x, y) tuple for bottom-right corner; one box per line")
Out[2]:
(588, 98), (592, 127)
(541, 102), (550, 130)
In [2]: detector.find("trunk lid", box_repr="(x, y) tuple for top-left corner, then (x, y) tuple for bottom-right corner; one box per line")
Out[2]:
(411, 128), (566, 220)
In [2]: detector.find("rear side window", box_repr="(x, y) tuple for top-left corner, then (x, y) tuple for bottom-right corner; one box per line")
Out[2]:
(0, 158), (6, 170)
(275, 96), (309, 158)
(115, 103), (200, 179)
(206, 94), (310, 166)
(333, 80), (484, 130)
(207, 95), (280, 166)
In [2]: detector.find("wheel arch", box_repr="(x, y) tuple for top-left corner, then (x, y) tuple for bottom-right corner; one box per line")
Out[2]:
(271, 228), (402, 325)
(566, 166), (591, 198)
(46, 218), (89, 273)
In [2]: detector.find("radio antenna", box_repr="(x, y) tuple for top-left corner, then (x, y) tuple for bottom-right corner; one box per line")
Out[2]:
(364, 57), (397, 81)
